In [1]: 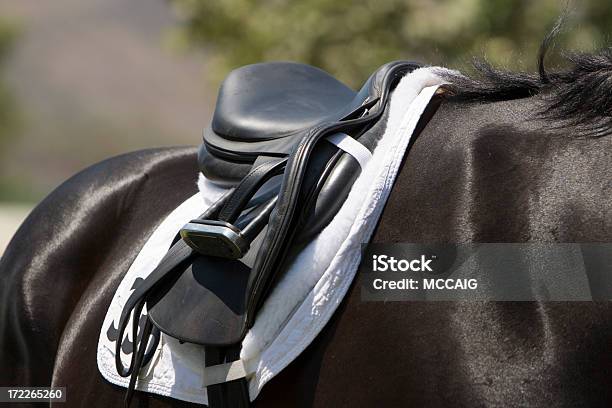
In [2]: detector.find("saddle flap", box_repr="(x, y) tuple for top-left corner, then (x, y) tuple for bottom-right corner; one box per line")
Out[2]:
(147, 255), (251, 346)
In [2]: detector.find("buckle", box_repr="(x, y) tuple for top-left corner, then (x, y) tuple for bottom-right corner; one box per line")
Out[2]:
(180, 220), (250, 259)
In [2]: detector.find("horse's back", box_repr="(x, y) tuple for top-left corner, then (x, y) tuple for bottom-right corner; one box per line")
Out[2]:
(0, 147), (197, 397)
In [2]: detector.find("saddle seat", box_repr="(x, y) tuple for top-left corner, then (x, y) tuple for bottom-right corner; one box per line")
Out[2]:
(212, 62), (359, 142)
(200, 62), (379, 186)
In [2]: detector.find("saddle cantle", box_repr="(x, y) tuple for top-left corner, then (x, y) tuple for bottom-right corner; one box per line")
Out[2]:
(115, 60), (421, 407)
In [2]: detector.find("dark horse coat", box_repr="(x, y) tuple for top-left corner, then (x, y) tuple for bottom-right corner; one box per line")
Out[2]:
(2, 49), (612, 407)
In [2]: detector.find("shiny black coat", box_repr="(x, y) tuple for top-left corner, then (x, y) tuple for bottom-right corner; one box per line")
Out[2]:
(2, 94), (612, 407)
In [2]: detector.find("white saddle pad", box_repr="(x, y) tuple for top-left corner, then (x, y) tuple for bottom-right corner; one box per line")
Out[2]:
(97, 67), (450, 405)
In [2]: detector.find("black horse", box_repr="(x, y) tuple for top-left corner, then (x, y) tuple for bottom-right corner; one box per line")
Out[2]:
(2, 40), (612, 407)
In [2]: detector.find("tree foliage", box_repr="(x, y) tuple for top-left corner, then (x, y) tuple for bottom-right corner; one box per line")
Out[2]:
(0, 18), (18, 149)
(171, 0), (612, 87)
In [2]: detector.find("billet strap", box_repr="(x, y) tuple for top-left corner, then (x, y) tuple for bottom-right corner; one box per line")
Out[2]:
(326, 132), (372, 169)
(202, 357), (258, 387)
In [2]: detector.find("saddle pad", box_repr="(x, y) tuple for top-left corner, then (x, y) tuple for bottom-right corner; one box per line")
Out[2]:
(97, 67), (450, 405)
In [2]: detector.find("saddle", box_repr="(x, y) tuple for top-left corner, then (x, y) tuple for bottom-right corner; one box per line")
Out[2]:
(115, 60), (420, 407)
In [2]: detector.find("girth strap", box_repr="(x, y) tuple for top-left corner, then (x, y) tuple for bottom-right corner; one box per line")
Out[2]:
(205, 345), (250, 408)
(202, 357), (256, 387)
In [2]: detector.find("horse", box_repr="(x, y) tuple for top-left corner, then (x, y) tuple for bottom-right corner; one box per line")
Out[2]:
(2, 38), (612, 407)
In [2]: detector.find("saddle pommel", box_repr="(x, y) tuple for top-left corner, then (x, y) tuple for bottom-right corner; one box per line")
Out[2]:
(180, 219), (250, 259)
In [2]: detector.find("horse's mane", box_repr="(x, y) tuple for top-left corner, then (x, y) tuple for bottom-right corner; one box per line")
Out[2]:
(443, 20), (612, 137)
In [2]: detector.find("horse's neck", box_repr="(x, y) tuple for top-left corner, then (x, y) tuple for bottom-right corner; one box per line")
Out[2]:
(376, 96), (612, 243)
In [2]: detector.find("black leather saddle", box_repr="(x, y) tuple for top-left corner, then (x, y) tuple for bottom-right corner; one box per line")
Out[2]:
(115, 60), (421, 407)
(199, 62), (378, 186)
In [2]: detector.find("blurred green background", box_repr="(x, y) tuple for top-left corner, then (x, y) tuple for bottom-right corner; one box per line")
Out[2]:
(0, 0), (610, 250)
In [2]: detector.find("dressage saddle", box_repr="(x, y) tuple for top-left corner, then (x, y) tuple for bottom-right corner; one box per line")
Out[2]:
(115, 60), (420, 407)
